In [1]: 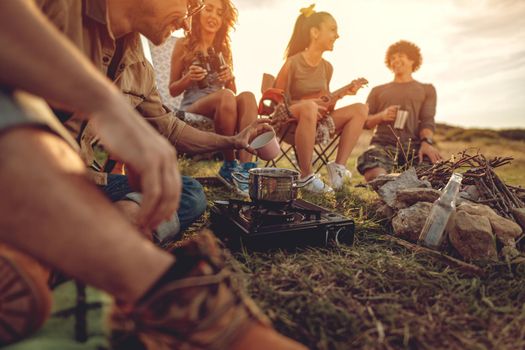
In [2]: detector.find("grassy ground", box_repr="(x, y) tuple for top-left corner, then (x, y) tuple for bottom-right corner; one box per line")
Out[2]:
(179, 127), (525, 350)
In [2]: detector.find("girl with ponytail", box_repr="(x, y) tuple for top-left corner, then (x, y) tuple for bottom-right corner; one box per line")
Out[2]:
(274, 4), (368, 192)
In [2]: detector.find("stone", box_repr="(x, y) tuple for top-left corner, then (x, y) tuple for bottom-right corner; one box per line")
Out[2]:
(394, 188), (442, 209)
(368, 173), (400, 191)
(489, 214), (522, 246)
(512, 208), (525, 231)
(392, 202), (433, 242)
(375, 202), (396, 219)
(377, 168), (432, 208)
(457, 202), (522, 246)
(457, 202), (497, 217)
(448, 211), (497, 261)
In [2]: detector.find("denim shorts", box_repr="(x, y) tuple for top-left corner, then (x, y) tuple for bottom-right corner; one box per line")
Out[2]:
(99, 174), (207, 237)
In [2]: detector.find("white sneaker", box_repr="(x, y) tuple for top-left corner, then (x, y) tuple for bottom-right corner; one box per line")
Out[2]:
(301, 174), (333, 194)
(327, 162), (352, 190)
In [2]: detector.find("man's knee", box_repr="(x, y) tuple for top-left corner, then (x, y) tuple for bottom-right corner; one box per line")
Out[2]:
(0, 127), (84, 179)
(363, 167), (387, 182)
(182, 176), (207, 217)
(356, 145), (393, 180)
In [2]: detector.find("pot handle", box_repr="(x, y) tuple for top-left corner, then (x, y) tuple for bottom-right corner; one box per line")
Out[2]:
(293, 174), (315, 188)
(231, 171), (249, 184)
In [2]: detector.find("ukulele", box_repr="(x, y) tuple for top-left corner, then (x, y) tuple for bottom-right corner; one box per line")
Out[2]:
(302, 77), (368, 116)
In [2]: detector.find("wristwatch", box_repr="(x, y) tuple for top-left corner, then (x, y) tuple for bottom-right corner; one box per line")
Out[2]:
(421, 137), (434, 145)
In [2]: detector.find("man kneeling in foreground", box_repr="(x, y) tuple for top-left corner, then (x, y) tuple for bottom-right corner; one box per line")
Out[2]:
(0, 1), (306, 349)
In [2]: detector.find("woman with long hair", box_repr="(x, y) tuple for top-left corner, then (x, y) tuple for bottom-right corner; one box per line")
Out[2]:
(274, 4), (368, 193)
(169, 0), (258, 195)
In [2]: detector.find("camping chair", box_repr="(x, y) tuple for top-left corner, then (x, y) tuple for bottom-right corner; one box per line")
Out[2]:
(148, 36), (225, 166)
(258, 74), (341, 174)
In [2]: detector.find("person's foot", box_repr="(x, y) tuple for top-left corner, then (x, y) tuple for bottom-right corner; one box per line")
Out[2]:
(110, 230), (307, 350)
(0, 245), (52, 346)
(301, 174), (333, 194)
(233, 162), (258, 197)
(218, 160), (241, 188)
(326, 162), (352, 190)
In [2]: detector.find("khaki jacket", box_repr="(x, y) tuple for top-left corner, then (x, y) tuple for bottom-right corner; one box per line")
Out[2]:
(36, 0), (186, 184)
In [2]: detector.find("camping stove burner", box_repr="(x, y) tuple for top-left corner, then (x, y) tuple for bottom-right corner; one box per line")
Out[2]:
(239, 207), (304, 226)
(210, 198), (355, 250)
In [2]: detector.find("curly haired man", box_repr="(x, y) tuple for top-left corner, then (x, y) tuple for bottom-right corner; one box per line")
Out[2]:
(357, 40), (442, 182)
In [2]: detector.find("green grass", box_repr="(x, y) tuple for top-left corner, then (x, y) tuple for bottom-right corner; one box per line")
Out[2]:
(179, 130), (525, 349)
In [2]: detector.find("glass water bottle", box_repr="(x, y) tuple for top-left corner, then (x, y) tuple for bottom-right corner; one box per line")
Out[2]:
(417, 173), (463, 250)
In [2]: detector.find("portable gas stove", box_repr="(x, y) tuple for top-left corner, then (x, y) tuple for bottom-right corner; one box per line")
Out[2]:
(210, 199), (354, 250)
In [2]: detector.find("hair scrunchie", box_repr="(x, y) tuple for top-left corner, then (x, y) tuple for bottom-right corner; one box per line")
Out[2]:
(300, 4), (316, 18)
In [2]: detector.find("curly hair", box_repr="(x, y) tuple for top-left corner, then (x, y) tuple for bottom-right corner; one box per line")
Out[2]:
(385, 40), (423, 72)
(183, 0), (238, 68)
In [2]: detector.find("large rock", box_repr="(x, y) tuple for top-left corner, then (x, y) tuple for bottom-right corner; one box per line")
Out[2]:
(457, 202), (496, 217)
(489, 214), (522, 246)
(448, 211), (497, 261)
(367, 173), (401, 191)
(394, 188), (442, 209)
(392, 202), (433, 242)
(457, 203), (522, 246)
(378, 168), (431, 208)
(375, 202), (396, 219)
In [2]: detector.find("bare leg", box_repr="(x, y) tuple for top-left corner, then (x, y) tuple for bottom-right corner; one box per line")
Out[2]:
(186, 89), (238, 161)
(289, 101), (318, 178)
(0, 128), (173, 304)
(330, 103), (368, 166)
(364, 167), (388, 182)
(236, 92), (257, 163)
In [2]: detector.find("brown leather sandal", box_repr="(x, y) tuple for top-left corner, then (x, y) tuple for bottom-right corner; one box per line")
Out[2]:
(111, 230), (272, 350)
(0, 248), (52, 346)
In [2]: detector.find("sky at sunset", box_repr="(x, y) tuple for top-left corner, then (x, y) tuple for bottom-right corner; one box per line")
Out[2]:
(224, 0), (525, 129)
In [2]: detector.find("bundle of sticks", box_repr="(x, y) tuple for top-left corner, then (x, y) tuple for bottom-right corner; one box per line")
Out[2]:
(417, 151), (525, 221)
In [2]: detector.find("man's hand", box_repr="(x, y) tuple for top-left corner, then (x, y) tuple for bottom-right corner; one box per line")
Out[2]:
(231, 118), (274, 154)
(89, 92), (181, 231)
(381, 105), (398, 123)
(418, 142), (442, 164)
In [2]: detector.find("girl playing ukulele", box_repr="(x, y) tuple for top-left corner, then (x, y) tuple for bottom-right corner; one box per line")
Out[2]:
(274, 4), (368, 192)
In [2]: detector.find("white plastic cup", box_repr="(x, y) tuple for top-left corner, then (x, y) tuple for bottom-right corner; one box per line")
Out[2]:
(250, 130), (280, 161)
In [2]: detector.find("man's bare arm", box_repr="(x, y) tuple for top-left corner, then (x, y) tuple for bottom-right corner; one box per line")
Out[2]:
(175, 119), (274, 155)
(0, 0), (181, 230)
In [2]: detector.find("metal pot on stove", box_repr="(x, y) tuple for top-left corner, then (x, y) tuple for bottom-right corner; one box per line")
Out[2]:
(231, 168), (314, 203)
